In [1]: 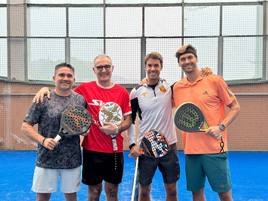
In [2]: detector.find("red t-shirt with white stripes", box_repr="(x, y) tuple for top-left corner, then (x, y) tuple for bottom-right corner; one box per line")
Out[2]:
(75, 81), (131, 153)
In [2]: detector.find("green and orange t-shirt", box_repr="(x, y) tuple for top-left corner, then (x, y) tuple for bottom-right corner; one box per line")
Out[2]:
(173, 74), (235, 154)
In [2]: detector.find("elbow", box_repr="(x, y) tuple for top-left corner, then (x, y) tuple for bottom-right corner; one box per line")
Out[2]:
(21, 122), (26, 132)
(21, 122), (29, 134)
(125, 120), (132, 130)
(233, 102), (241, 116)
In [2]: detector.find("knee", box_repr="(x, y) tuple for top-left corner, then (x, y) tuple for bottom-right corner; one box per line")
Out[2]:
(139, 185), (150, 198)
(37, 193), (51, 201)
(165, 184), (177, 198)
(89, 185), (102, 197)
(219, 192), (232, 201)
(192, 189), (204, 200)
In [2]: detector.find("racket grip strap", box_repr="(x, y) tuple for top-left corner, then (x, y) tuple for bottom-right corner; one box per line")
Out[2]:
(54, 135), (61, 142)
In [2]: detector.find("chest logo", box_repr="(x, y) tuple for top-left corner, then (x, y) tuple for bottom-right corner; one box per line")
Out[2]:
(202, 90), (209, 96)
(159, 85), (167, 93)
(141, 92), (149, 97)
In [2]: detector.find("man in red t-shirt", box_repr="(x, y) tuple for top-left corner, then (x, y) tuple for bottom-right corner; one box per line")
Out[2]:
(33, 55), (132, 201)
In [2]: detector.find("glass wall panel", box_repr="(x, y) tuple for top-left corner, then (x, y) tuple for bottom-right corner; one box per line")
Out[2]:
(223, 37), (262, 80)
(106, 7), (142, 37)
(106, 39), (141, 84)
(69, 7), (103, 37)
(185, 0), (259, 2)
(0, 0), (6, 3)
(0, 39), (7, 77)
(184, 6), (220, 36)
(223, 5), (263, 35)
(70, 39), (104, 82)
(184, 38), (218, 74)
(145, 7), (182, 36)
(27, 0), (103, 3)
(106, 0), (181, 3)
(28, 39), (65, 81)
(146, 38), (182, 84)
(0, 7), (7, 36)
(28, 7), (66, 36)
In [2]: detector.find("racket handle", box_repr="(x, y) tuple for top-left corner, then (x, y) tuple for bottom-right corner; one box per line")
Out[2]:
(54, 135), (62, 142)
(215, 133), (222, 140)
(112, 138), (118, 151)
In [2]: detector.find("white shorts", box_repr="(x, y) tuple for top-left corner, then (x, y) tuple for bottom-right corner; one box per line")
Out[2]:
(31, 166), (81, 193)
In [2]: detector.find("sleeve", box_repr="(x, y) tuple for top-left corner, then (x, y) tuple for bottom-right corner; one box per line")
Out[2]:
(216, 76), (235, 106)
(23, 102), (44, 125)
(121, 88), (132, 116)
(77, 93), (87, 108)
(128, 88), (139, 145)
(74, 84), (82, 95)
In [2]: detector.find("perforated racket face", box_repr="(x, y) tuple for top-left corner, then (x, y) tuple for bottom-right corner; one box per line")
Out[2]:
(174, 103), (205, 132)
(140, 130), (169, 158)
(61, 106), (91, 136)
(99, 102), (123, 126)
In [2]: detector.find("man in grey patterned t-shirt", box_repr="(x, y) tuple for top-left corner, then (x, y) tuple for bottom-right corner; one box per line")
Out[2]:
(21, 63), (86, 201)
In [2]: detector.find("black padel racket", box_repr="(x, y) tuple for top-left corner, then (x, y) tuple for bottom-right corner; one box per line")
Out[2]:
(140, 130), (169, 158)
(174, 102), (221, 139)
(54, 106), (91, 142)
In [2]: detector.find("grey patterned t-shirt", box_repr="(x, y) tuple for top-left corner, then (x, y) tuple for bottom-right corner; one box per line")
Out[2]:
(24, 91), (86, 169)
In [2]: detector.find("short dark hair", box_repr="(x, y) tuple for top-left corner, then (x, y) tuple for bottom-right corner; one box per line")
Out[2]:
(144, 52), (163, 67)
(54, 63), (74, 73)
(175, 44), (197, 61)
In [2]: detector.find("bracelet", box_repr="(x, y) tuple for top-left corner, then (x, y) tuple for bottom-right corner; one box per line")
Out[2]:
(129, 143), (136, 150)
(41, 137), (47, 146)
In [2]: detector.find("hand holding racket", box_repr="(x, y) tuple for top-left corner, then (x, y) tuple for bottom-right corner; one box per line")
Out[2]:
(130, 129), (169, 201)
(140, 130), (169, 158)
(174, 102), (222, 139)
(54, 106), (91, 142)
(174, 102), (225, 153)
(99, 102), (123, 151)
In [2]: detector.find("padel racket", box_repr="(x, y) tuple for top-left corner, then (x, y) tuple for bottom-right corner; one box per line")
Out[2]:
(54, 106), (91, 142)
(99, 102), (123, 151)
(131, 130), (168, 201)
(174, 102), (221, 139)
(140, 130), (169, 158)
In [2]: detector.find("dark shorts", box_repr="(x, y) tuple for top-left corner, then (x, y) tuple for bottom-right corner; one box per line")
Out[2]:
(139, 143), (180, 185)
(82, 149), (124, 185)
(185, 153), (232, 193)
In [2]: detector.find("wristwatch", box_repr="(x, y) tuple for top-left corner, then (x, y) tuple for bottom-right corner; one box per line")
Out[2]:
(218, 124), (226, 131)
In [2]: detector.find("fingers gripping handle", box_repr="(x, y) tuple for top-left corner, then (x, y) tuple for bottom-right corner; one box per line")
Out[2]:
(54, 135), (62, 142)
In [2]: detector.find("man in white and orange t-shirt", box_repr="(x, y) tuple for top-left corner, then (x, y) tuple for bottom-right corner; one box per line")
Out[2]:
(173, 44), (240, 201)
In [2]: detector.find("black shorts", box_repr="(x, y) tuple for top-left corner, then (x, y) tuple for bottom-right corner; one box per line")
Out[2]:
(82, 149), (124, 185)
(139, 143), (180, 185)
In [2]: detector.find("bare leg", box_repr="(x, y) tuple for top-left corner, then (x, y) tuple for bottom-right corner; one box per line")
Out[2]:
(219, 191), (232, 201)
(104, 181), (118, 201)
(64, 192), (77, 201)
(88, 183), (102, 201)
(164, 182), (178, 201)
(36, 193), (51, 201)
(192, 188), (206, 201)
(139, 184), (151, 201)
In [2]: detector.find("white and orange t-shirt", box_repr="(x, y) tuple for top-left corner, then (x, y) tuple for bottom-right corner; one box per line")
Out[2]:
(75, 81), (131, 153)
(173, 74), (235, 154)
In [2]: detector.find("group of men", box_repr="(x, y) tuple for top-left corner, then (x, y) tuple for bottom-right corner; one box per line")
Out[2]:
(21, 44), (240, 201)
